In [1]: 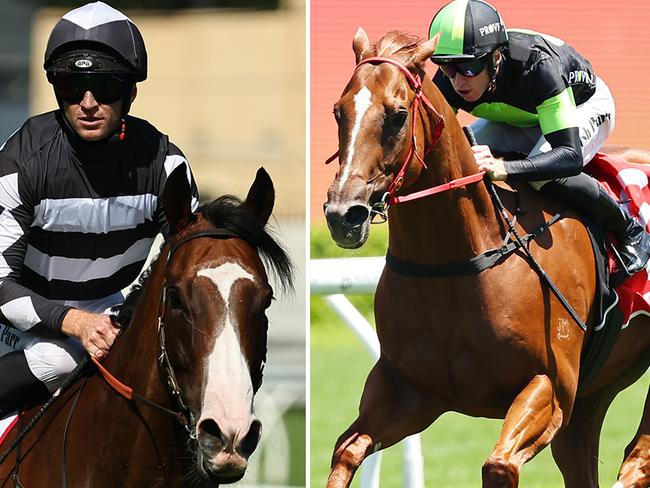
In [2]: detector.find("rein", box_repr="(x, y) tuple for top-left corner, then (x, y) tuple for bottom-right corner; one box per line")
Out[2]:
(383, 126), (588, 332)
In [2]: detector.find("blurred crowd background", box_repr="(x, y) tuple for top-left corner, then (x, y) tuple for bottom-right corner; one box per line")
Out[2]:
(0, 1), (305, 486)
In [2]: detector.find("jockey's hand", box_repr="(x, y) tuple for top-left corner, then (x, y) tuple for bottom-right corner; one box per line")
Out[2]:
(61, 309), (121, 361)
(472, 145), (508, 181)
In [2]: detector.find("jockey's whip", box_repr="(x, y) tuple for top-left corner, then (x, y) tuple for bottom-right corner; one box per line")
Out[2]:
(463, 126), (588, 331)
(0, 354), (89, 466)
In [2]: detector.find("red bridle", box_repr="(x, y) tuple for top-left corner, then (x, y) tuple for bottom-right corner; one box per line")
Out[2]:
(326, 56), (484, 213)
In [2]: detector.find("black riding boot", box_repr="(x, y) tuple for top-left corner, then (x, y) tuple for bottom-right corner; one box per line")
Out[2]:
(0, 351), (50, 417)
(541, 173), (650, 285)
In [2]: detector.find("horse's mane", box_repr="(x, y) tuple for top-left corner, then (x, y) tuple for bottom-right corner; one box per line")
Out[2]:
(116, 195), (294, 327)
(373, 30), (421, 58)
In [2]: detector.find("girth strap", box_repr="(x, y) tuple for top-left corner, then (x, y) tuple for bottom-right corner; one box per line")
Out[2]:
(386, 213), (562, 278)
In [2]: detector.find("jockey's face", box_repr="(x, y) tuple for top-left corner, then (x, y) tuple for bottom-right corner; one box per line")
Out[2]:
(449, 67), (490, 102)
(447, 50), (500, 103)
(62, 85), (137, 141)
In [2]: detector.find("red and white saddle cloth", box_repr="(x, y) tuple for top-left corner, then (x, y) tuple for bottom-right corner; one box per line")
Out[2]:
(0, 412), (18, 448)
(587, 152), (650, 327)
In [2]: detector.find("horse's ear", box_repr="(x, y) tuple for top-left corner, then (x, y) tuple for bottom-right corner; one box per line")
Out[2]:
(163, 163), (193, 235)
(408, 33), (440, 68)
(243, 167), (275, 227)
(353, 27), (371, 64)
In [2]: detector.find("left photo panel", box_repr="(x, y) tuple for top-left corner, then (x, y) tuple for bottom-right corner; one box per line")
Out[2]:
(0, 0), (305, 486)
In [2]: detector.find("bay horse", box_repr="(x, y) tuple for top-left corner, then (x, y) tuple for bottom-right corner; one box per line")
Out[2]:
(0, 164), (293, 487)
(323, 28), (650, 488)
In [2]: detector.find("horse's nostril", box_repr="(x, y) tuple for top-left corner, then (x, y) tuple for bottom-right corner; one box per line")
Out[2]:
(345, 205), (370, 227)
(238, 419), (262, 457)
(198, 419), (224, 450)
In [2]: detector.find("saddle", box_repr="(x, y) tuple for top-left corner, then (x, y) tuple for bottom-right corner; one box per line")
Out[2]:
(586, 152), (650, 326)
(493, 151), (650, 327)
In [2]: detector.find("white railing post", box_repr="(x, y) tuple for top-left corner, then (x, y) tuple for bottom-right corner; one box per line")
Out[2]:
(403, 435), (425, 488)
(323, 294), (380, 357)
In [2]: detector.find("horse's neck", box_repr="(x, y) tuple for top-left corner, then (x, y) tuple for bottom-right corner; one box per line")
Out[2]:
(387, 87), (502, 264)
(77, 252), (183, 482)
(108, 256), (169, 403)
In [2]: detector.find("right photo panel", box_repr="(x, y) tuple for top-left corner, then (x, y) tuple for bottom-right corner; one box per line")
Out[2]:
(310, 1), (650, 486)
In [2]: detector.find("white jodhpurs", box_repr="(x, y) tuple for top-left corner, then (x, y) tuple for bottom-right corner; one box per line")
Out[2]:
(471, 77), (616, 190)
(23, 336), (85, 393)
(0, 292), (124, 393)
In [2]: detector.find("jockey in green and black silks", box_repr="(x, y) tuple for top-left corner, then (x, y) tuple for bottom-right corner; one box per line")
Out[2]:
(428, 0), (650, 284)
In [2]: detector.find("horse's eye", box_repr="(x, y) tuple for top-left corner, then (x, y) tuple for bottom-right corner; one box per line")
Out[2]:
(166, 288), (183, 310)
(387, 109), (408, 132)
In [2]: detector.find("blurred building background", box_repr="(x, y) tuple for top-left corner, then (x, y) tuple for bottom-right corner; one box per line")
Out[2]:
(0, 0), (305, 486)
(311, 0), (650, 220)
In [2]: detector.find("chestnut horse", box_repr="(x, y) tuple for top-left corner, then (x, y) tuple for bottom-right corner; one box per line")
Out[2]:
(0, 165), (293, 487)
(323, 28), (650, 487)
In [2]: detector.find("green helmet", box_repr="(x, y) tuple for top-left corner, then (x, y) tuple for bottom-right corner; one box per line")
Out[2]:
(429, 0), (508, 63)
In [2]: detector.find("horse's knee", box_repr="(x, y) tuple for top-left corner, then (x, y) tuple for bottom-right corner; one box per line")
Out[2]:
(332, 426), (372, 471)
(331, 432), (372, 471)
(327, 432), (374, 488)
(482, 458), (520, 488)
(617, 441), (650, 488)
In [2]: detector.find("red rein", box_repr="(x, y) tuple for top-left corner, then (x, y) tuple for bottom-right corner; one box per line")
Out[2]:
(325, 56), (484, 207)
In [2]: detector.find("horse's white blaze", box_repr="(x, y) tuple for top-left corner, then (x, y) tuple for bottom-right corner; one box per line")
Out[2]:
(612, 482), (624, 488)
(339, 86), (372, 190)
(197, 262), (256, 437)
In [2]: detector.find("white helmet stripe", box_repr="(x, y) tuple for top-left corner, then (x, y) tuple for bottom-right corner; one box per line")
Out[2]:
(62, 2), (133, 31)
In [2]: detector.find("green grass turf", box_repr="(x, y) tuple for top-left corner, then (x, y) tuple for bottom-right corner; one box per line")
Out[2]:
(310, 223), (649, 487)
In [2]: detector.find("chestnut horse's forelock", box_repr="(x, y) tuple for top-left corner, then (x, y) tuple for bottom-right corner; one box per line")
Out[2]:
(373, 30), (422, 58)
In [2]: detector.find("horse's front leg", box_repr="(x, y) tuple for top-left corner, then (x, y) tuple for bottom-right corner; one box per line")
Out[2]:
(327, 356), (446, 488)
(616, 382), (650, 487)
(483, 374), (571, 488)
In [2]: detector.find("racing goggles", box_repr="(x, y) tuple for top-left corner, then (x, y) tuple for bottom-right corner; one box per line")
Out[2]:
(434, 56), (488, 78)
(52, 73), (131, 105)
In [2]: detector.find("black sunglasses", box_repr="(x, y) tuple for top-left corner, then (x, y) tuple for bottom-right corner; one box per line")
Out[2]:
(52, 74), (131, 105)
(434, 57), (488, 78)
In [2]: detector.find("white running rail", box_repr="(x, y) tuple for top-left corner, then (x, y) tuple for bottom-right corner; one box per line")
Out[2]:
(311, 257), (425, 488)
